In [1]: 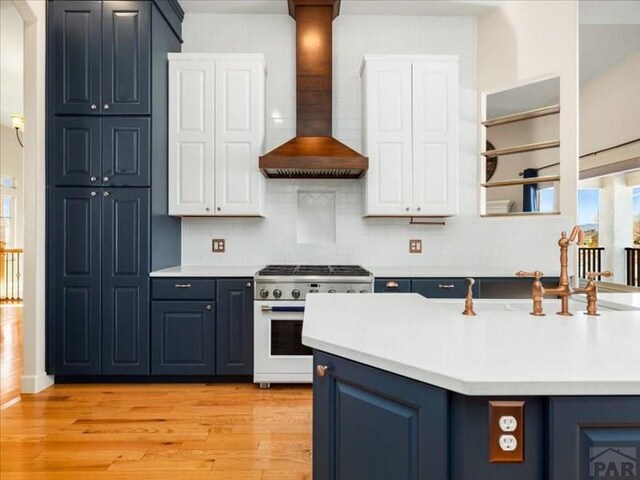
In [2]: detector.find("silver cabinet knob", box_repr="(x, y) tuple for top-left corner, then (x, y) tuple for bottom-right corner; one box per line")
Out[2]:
(217, 207), (221, 212)
(206, 304), (212, 311)
(406, 207), (410, 211)
(103, 176), (110, 182)
(90, 176), (97, 182)
(103, 191), (110, 197)
(90, 191), (97, 197)
(246, 282), (252, 288)
(316, 365), (329, 377)
(103, 104), (110, 110)
(417, 207), (421, 212)
(205, 207), (210, 212)
(90, 104), (97, 110)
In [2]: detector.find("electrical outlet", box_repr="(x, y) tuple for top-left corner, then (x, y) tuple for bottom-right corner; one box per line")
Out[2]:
(489, 401), (524, 463)
(409, 239), (422, 254)
(212, 239), (225, 253)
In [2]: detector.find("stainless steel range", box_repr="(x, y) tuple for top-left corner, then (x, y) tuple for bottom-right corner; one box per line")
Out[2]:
(254, 265), (373, 387)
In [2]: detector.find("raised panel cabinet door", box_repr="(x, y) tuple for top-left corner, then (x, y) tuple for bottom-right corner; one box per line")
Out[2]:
(52, 188), (101, 374)
(168, 59), (215, 215)
(53, 117), (101, 186)
(214, 60), (264, 216)
(102, 1), (151, 114)
(362, 61), (413, 216)
(51, 1), (102, 114)
(216, 279), (254, 375)
(313, 351), (448, 480)
(151, 302), (216, 375)
(101, 188), (150, 374)
(102, 117), (150, 186)
(412, 59), (459, 216)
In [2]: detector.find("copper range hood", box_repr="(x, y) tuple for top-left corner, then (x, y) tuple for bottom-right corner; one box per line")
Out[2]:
(259, 0), (368, 179)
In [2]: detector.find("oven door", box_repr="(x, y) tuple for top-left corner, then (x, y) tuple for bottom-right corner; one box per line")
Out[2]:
(254, 301), (313, 383)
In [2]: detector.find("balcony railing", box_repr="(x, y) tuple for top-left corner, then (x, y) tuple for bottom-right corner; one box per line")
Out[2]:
(0, 246), (23, 302)
(625, 247), (640, 287)
(578, 247), (604, 280)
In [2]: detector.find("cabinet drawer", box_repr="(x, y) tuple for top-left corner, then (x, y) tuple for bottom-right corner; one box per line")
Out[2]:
(412, 279), (476, 299)
(374, 279), (411, 293)
(152, 278), (216, 300)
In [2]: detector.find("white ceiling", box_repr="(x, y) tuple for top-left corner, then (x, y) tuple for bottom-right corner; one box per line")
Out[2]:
(180, 0), (502, 16)
(579, 1), (640, 83)
(0, 1), (24, 128)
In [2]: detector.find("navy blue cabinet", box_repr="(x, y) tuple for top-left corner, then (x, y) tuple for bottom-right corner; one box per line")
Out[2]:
(151, 302), (216, 375)
(53, 117), (150, 187)
(102, 189), (150, 374)
(216, 279), (254, 376)
(549, 397), (640, 480)
(50, 0), (150, 115)
(52, 188), (102, 374)
(102, 1), (151, 114)
(412, 278), (478, 299)
(374, 278), (411, 293)
(52, 187), (150, 375)
(313, 351), (449, 480)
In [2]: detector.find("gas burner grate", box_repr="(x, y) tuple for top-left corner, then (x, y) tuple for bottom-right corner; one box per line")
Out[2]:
(257, 265), (371, 277)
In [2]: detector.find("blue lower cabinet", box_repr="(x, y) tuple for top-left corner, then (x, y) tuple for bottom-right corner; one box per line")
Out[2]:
(412, 278), (477, 299)
(151, 301), (216, 375)
(216, 279), (254, 376)
(313, 351), (449, 480)
(549, 397), (640, 480)
(374, 278), (411, 293)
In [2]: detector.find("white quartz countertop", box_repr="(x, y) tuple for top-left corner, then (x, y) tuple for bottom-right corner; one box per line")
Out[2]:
(302, 293), (640, 396)
(150, 265), (263, 277)
(366, 266), (559, 278)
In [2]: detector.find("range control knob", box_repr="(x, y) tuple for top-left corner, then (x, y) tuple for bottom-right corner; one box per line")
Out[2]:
(360, 290), (369, 294)
(259, 289), (269, 299)
(291, 289), (301, 299)
(273, 289), (282, 299)
(347, 289), (355, 293)
(328, 289), (337, 293)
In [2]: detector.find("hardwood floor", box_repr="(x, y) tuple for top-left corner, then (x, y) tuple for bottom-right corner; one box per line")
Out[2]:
(0, 305), (23, 410)
(0, 383), (313, 479)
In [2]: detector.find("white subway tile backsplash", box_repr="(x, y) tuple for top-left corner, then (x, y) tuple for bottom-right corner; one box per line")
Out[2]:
(179, 13), (571, 272)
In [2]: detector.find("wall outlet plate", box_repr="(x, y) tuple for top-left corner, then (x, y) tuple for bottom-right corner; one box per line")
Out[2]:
(212, 239), (225, 253)
(409, 239), (422, 254)
(489, 400), (524, 463)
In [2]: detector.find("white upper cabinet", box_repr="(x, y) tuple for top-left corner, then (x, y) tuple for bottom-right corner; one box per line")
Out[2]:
(168, 54), (265, 216)
(361, 55), (459, 217)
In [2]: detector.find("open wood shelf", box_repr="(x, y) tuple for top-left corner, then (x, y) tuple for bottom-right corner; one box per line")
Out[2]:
(482, 140), (560, 158)
(482, 211), (561, 218)
(481, 174), (560, 189)
(483, 104), (560, 127)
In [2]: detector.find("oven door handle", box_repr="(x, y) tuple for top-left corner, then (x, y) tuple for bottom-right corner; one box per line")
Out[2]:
(261, 306), (306, 313)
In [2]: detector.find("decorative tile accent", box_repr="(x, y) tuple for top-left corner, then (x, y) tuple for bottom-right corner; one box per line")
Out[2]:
(297, 191), (336, 245)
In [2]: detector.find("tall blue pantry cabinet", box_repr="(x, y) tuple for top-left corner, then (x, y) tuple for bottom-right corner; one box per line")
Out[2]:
(46, 0), (184, 376)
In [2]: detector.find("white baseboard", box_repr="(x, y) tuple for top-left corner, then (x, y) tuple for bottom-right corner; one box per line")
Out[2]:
(21, 373), (54, 393)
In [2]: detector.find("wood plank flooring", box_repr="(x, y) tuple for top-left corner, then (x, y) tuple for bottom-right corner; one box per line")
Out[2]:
(0, 383), (313, 479)
(0, 305), (23, 410)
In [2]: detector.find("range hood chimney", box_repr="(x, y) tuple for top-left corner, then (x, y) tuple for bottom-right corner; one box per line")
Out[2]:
(259, 0), (368, 179)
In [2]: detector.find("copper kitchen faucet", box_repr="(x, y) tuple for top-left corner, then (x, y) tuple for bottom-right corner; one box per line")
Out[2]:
(517, 226), (612, 316)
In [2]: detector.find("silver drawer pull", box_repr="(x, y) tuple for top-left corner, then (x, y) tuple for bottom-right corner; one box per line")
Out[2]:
(385, 281), (399, 288)
(438, 284), (456, 289)
(174, 284), (192, 288)
(261, 306), (272, 312)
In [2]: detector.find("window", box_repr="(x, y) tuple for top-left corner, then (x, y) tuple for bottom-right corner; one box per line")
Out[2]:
(633, 187), (640, 245)
(0, 175), (16, 189)
(0, 195), (15, 246)
(579, 189), (600, 247)
(538, 187), (556, 213)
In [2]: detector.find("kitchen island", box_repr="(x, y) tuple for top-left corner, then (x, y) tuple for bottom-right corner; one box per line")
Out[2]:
(302, 293), (640, 480)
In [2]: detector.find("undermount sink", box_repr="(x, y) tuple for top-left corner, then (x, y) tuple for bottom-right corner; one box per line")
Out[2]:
(431, 298), (629, 314)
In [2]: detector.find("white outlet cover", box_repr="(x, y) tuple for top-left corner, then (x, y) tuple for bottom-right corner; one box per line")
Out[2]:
(499, 434), (518, 452)
(499, 415), (518, 432)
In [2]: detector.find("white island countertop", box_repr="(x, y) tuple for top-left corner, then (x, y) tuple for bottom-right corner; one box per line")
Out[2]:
(150, 265), (263, 277)
(367, 266), (560, 278)
(302, 293), (640, 396)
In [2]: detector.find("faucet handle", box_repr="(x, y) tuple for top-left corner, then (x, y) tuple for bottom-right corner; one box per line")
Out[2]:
(586, 271), (613, 281)
(516, 270), (544, 280)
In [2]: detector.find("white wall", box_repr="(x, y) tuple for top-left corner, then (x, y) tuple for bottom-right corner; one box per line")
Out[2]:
(580, 52), (640, 156)
(478, 1), (579, 222)
(0, 125), (24, 247)
(179, 12), (569, 272)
